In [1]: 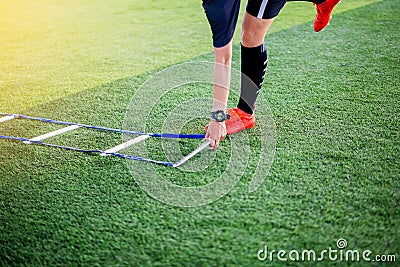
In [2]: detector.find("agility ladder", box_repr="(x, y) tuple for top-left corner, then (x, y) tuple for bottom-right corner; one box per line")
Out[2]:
(0, 114), (210, 167)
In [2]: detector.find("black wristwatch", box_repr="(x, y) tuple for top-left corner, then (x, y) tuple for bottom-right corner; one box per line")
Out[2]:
(211, 110), (230, 122)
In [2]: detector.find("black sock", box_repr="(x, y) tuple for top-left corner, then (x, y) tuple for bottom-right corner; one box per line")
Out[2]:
(237, 43), (268, 115)
(287, 0), (326, 4)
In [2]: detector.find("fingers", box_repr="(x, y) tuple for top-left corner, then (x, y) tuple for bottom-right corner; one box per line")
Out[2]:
(206, 130), (220, 150)
(220, 124), (227, 140)
(209, 139), (219, 151)
(205, 127), (216, 150)
(206, 120), (225, 150)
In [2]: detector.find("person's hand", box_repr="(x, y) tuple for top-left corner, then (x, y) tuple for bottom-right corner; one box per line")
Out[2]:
(205, 119), (227, 150)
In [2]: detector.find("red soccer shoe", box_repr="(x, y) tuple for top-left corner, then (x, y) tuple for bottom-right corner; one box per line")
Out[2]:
(314, 0), (341, 32)
(206, 108), (255, 135)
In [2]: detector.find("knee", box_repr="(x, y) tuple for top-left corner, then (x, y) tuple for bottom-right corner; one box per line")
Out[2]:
(241, 12), (273, 47)
(214, 43), (232, 66)
(241, 29), (258, 47)
(218, 50), (232, 66)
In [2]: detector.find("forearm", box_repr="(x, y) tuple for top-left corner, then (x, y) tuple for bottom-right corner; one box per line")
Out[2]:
(212, 64), (230, 111)
(212, 41), (232, 112)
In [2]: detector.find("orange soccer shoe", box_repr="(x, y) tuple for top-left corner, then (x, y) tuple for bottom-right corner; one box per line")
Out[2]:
(206, 108), (255, 135)
(314, 0), (341, 32)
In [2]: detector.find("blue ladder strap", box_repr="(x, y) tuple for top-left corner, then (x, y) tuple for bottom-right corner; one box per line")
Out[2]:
(0, 113), (205, 139)
(0, 135), (174, 166)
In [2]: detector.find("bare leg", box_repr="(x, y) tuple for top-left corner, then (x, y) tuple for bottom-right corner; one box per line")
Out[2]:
(241, 11), (274, 48)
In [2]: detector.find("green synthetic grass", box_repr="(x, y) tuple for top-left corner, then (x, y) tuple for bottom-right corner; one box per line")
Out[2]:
(0, 0), (380, 113)
(1, 0), (399, 266)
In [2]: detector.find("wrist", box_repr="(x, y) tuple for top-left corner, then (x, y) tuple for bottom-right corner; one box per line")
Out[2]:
(210, 118), (224, 123)
(211, 110), (230, 122)
(210, 119), (226, 130)
(212, 99), (227, 112)
(212, 105), (227, 112)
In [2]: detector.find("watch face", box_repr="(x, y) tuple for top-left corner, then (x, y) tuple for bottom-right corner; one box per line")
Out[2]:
(215, 111), (225, 122)
(212, 110), (227, 122)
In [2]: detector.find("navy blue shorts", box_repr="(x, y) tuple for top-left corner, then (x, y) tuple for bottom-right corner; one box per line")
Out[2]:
(247, 0), (287, 19)
(202, 0), (287, 48)
(202, 0), (241, 48)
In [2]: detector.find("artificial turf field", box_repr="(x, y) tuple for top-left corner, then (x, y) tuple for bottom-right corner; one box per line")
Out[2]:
(0, 0), (399, 266)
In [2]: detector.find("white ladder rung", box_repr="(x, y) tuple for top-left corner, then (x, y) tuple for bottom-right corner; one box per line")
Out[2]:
(173, 139), (211, 167)
(23, 125), (81, 144)
(0, 115), (16, 123)
(101, 135), (151, 156)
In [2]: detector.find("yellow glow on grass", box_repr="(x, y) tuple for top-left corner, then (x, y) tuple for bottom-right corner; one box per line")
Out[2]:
(0, 0), (382, 113)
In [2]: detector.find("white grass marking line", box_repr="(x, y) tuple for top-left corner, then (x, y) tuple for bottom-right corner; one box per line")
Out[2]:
(173, 139), (211, 168)
(0, 115), (16, 123)
(100, 135), (151, 156)
(23, 125), (81, 144)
